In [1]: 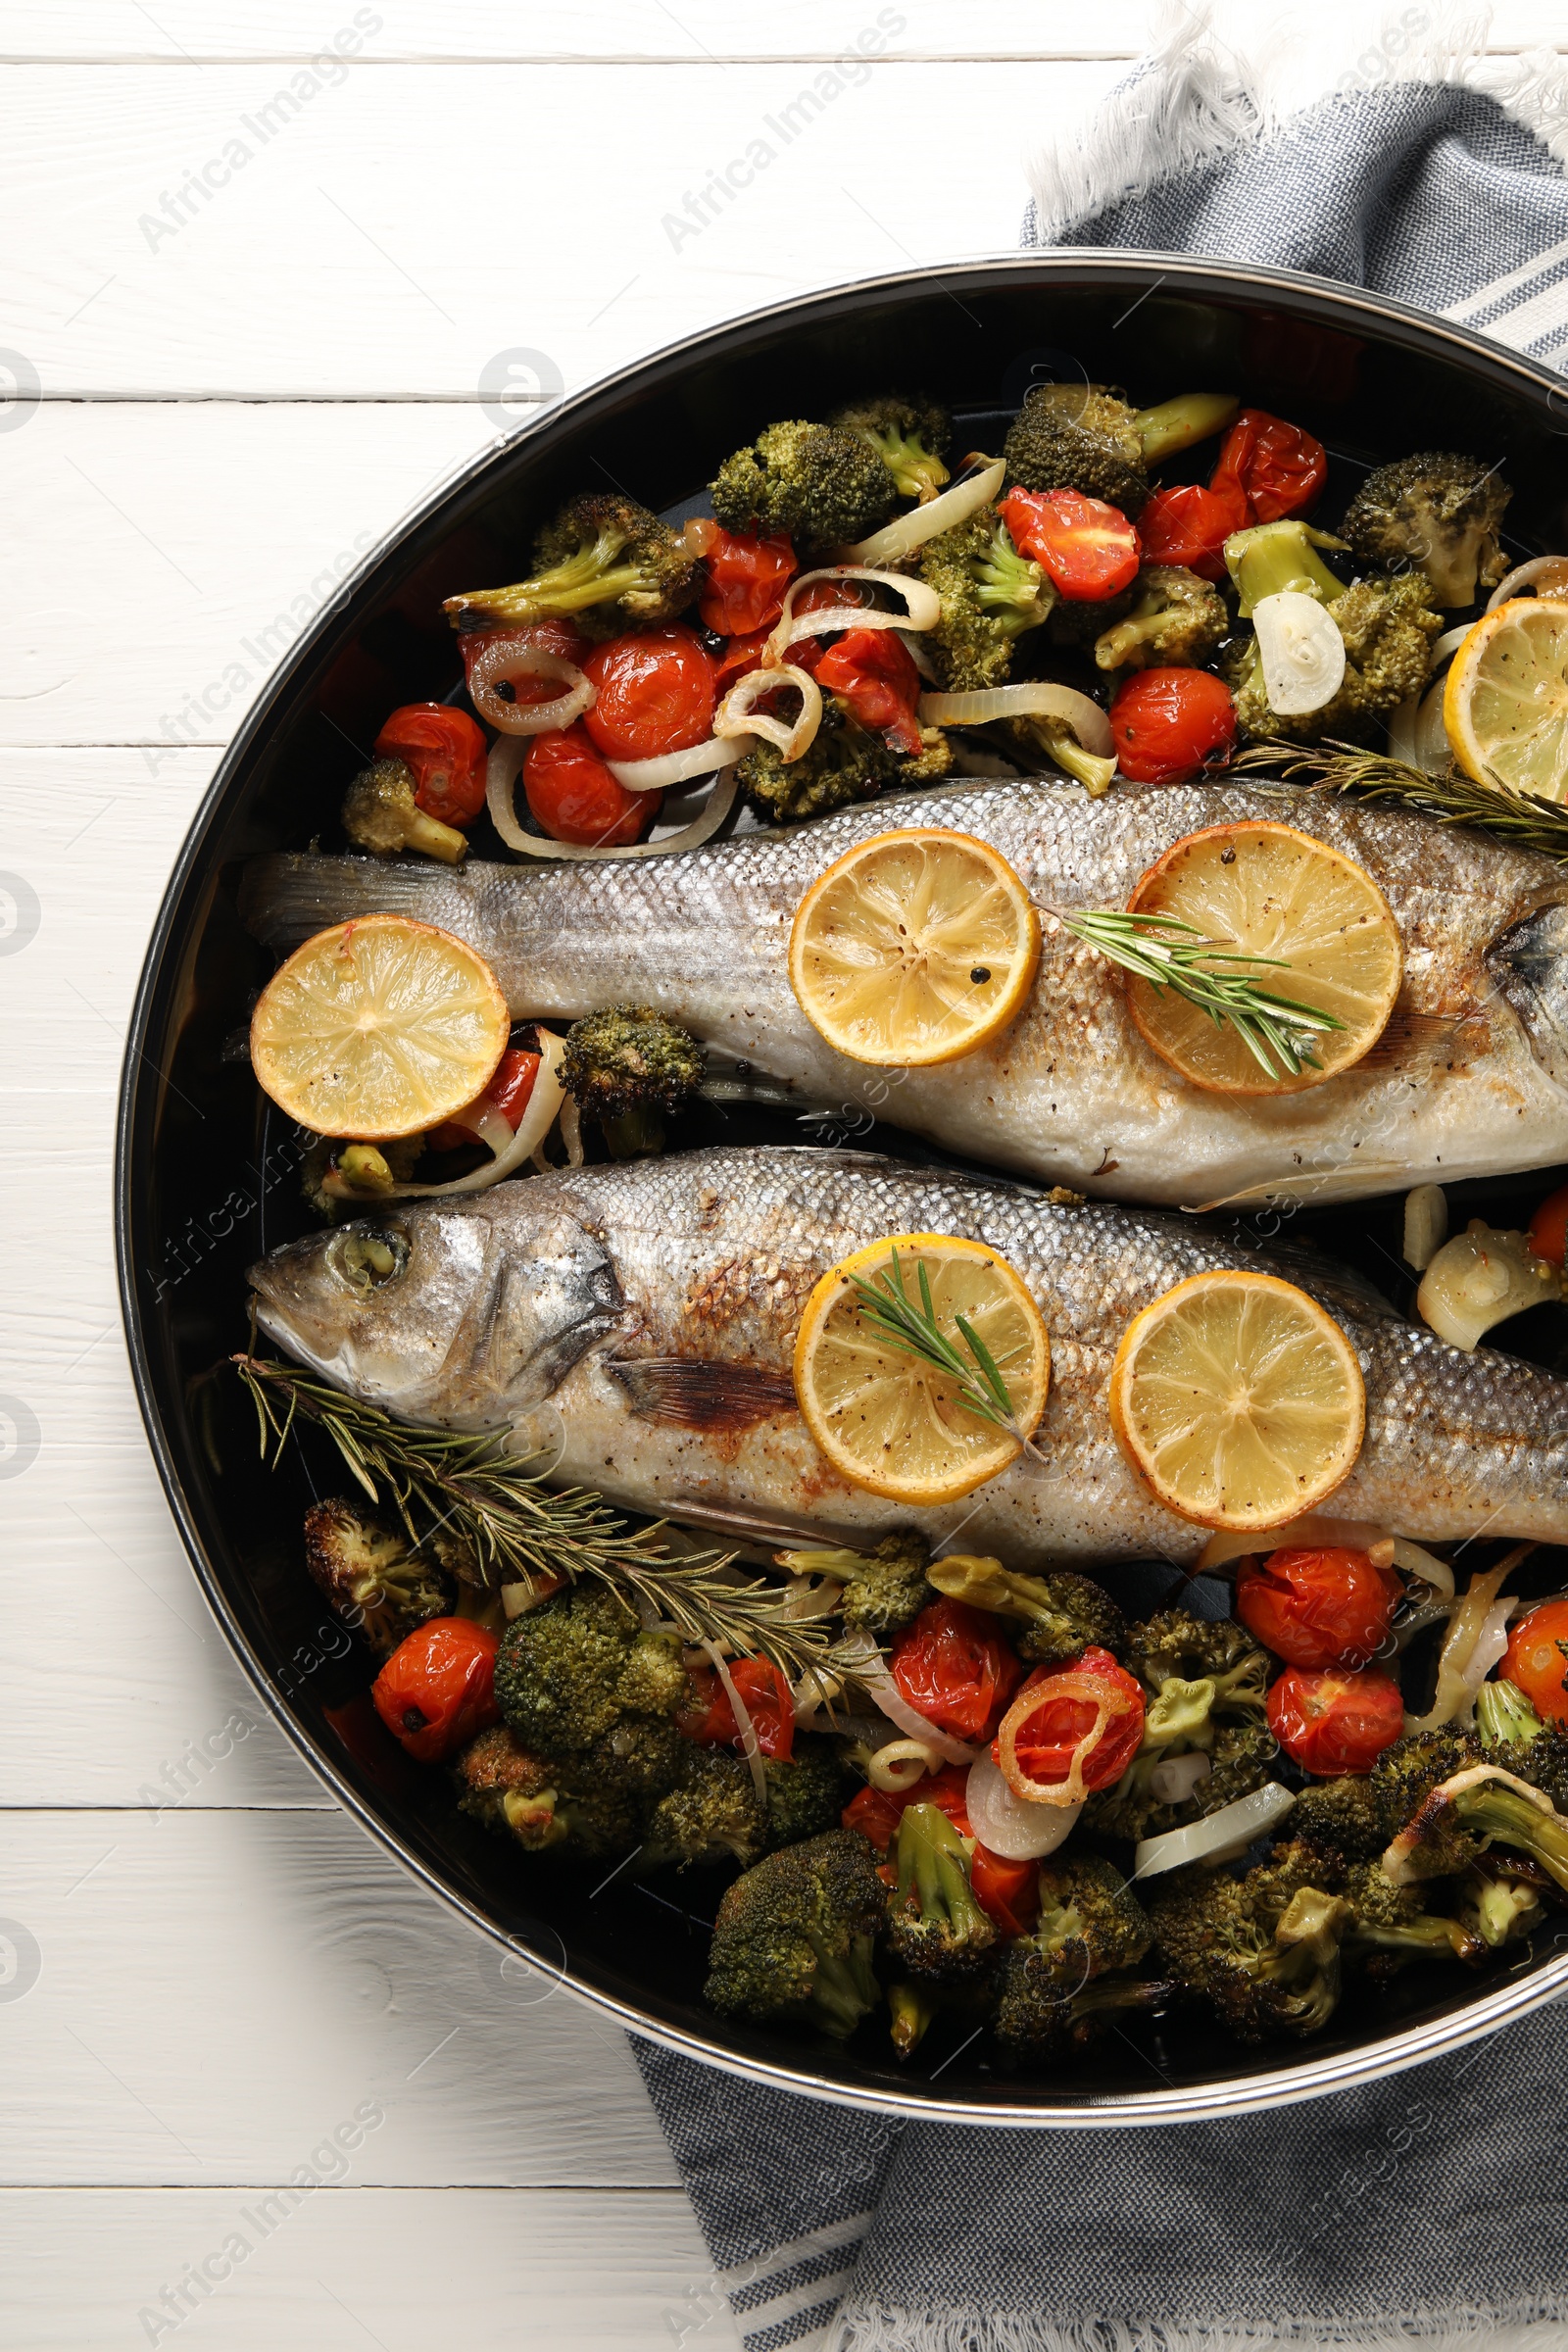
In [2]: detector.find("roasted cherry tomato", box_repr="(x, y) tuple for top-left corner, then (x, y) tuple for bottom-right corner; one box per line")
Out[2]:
(373, 703), (489, 826)
(1501, 1599), (1568, 1725)
(787, 575), (879, 673)
(1210, 408), (1327, 524)
(580, 626), (716, 762)
(889, 1598), (1025, 1746)
(1266, 1665), (1404, 1776)
(1135, 481), (1249, 584)
(699, 525), (798, 635)
(812, 625), (925, 755)
(425, 1045), (541, 1154)
(1235, 1546), (1403, 1673)
(1109, 665), (1236, 785)
(371, 1618), (501, 1764)
(712, 628), (772, 691)
(1528, 1182), (1568, 1269)
(460, 618), (590, 711)
(1000, 486), (1142, 601)
(523, 721), (659, 847)
(841, 1763), (972, 1853)
(678, 1656), (796, 1759)
(969, 1844), (1041, 1937)
(997, 1647), (1146, 1796)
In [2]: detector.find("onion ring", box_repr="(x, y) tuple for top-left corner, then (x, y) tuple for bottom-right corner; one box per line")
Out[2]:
(467, 641), (596, 736)
(963, 1756), (1083, 1858)
(485, 737), (740, 860)
(917, 683), (1114, 756)
(333, 1028), (569, 1200)
(604, 734), (751, 792)
(763, 567), (941, 666)
(836, 1631), (976, 1765)
(841, 458), (1006, 568)
(714, 662), (822, 760)
(1486, 556), (1568, 612)
(995, 1662), (1139, 1808)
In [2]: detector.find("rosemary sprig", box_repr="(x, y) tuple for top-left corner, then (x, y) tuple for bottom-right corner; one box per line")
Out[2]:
(844, 1249), (1044, 1460)
(233, 1352), (849, 1684)
(1045, 903), (1345, 1081)
(1232, 739), (1568, 863)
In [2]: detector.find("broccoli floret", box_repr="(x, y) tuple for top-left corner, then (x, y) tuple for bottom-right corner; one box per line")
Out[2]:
(994, 1857), (1153, 2063)
(455, 1724), (566, 1849)
(1475, 1677), (1568, 1810)
(644, 1746), (765, 1870)
(1151, 1840), (1351, 2041)
(762, 1739), (850, 1848)
(917, 506), (1054, 691)
(1342, 1859), (1480, 1977)
(710, 419), (899, 548)
(829, 395), (952, 505)
(1225, 564), (1443, 748)
(1385, 1765), (1568, 1893)
(705, 1829), (886, 2037)
(777, 1533), (933, 1639)
(559, 1005), (706, 1157)
(1290, 1773), (1387, 1864)
(1459, 1854), (1548, 1949)
(925, 1554), (1124, 1668)
(1086, 1720), (1275, 1847)
(341, 757), (467, 865)
(1124, 1610), (1271, 1720)
(443, 494), (697, 641)
(737, 704), (950, 823)
(1341, 451), (1511, 609)
(884, 1802), (998, 1986)
(999, 1971), (1172, 2066)
(1094, 564), (1228, 672)
(1004, 713), (1117, 797)
(303, 1496), (454, 1656)
(1004, 385), (1237, 515)
(493, 1583), (686, 1755)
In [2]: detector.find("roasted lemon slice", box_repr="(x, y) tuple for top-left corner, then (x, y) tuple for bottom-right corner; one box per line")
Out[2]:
(788, 829), (1040, 1066)
(1108, 1269), (1365, 1531)
(1123, 819), (1401, 1095)
(1444, 598), (1568, 801)
(794, 1233), (1051, 1504)
(250, 914), (510, 1139)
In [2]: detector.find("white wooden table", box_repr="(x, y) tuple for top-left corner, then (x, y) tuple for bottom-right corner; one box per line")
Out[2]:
(3, 6), (1559, 2343)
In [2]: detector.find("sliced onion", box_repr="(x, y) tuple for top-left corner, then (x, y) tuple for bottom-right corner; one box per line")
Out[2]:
(1430, 623), (1473, 664)
(917, 682), (1113, 757)
(1383, 1763), (1551, 1884)
(841, 458), (1006, 567)
(703, 1639), (766, 1805)
(897, 626), (938, 681)
(1252, 590), (1346, 715)
(837, 1631), (976, 1765)
(996, 1663), (1138, 1808)
(868, 1738), (949, 1792)
(445, 1097), (516, 1160)
(486, 736), (739, 860)
(964, 1756), (1083, 1859)
(1148, 1750), (1212, 1805)
(714, 663), (821, 760)
(1406, 1552), (1531, 1734)
(468, 641), (595, 736)
(1197, 1514), (1392, 1574)
(501, 1572), (564, 1619)
(1134, 1783), (1297, 1879)
(1402, 1182), (1448, 1272)
(1462, 1597), (1519, 1701)
(764, 567), (942, 664)
(1391, 1538), (1453, 1600)
(1486, 556), (1568, 612)
(349, 1028), (569, 1200)
(604, 734), (750, 793)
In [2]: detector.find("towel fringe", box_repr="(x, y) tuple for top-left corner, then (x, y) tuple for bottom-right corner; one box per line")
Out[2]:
(829, 2298), (1568, 2352)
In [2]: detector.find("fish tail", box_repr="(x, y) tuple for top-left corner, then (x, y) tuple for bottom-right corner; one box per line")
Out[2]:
(238, 854), (454, 955)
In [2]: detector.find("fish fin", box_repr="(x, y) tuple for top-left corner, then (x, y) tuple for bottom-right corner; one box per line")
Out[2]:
(238, 854), (471, 955)
(608, 1355), (798, 1432)
(1356, 1005), (1486, 1074)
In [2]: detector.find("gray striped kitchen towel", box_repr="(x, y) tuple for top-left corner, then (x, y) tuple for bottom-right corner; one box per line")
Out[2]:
(633, 9), (1568, 2347)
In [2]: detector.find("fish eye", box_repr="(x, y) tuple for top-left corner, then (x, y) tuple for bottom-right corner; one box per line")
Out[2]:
(333, 1228), (409, 1297)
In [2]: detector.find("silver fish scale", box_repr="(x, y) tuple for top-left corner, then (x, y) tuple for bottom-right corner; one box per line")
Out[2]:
(240, 776), (1568, 1206)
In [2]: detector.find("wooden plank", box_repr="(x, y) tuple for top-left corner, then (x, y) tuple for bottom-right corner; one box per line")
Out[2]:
(0, 58), (1113, 394)
(0, 0), (1147, 61)
(0, 2188), (740, 2350)
(0, 405), (490, 747)
(0, 1809), (680, 2185)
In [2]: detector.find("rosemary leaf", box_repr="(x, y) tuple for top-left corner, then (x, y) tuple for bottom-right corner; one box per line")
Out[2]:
(843, 1249), (1040, 1457)
(1231, 739), (1568, 863)
(232, 1352), (850, 1685)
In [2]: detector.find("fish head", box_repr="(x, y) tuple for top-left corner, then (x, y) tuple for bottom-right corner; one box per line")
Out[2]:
(1490, 901), (1568, 1095)
(246, 1193), (626, 1428)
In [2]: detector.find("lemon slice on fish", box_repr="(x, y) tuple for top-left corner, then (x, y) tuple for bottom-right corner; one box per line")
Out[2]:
(1123, 820), (1402, 1095)
(788, 829), (1040, 1066)
(250, 914), (510, 1140)
(1444, 598), (1568, 801)
(1108, 1269), (1365, 1531)
(793, 1233), (1051, 1504)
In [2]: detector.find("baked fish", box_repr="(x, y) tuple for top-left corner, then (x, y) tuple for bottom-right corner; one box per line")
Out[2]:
(246, 1145), (1568, 1570)
(239, 776), (1568, 1210)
